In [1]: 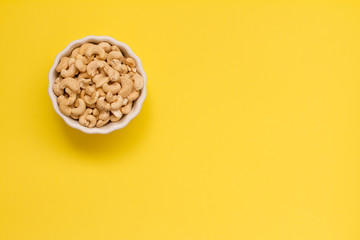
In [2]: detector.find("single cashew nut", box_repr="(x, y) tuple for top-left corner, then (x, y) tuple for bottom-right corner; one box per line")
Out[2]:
(99, 110), (110, 121)
(98, 42), (112, 53)
(105, 91), (117, 103)
(96, 97), (111, 111)
(79, 108), (92, 127)
(71, 98), (86, 116)
(121, 101), (132, 114)
(84, 91), (99, 105)
(57, 88), (76, 107)
(119, 75), (133, 98)
(110, 114), (122, 122)
(56, 57), (70, 72)
(85, 85), (95, 96)
(109, 60), (125, 73)
(64, 88), (77, 105)
(59, 102), (72, 116)
(85, 45), (106, 60)
(79, 78), (91, 89)
(93, 108), (100, 117)
(127, 89), (140, 102)
(82, 55), (94, 65)
(107, 51), (124, 63)
(59, 77), (80, 93)
(125, 58), (136, 68)
(102, 82), (120, 94)
(110, 95), (124, 110)
(70, 114), (79, 120)
(111, 45), (120, 52)
(61, 61), (77, 78)
(97, 88), (106, 97)
(75, 54), (87, 72)
(107, 51), (124, 72)
(79, 43), (94, 55)
(52, 77), (64, 96)
(87, 60), (105, 77)
(58, 98), (72, 116)
(103, 65), (120, 82)
(70, 47), (80, 58)
(86, 115), (97, 128)
(92, 73), (109, 88)
(132, 73), (144, 90)
(78, 72), (90, 79)
(111, 109), (123, 118)
(96, 116), (110, 128)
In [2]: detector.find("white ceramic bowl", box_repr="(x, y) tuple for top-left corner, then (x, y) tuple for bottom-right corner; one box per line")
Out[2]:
(48, 36), (147, 134)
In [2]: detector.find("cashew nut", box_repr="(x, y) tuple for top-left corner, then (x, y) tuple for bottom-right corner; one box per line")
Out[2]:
(78, 72), (90, 79)
(96, 117), (110, 128)
(57, 88), (76, 116)
(83, 55), (94, 65)
(86, 115), (97, 128)
(85, 85), (95, 96)
(70, 114), (79, 120)
(102, 82), (120, 94)
(103, 64), (120, 82)
(125, 57), (136, 68)
(57, 95), (64, 104)
(127, 89), (140, 102)
(107, 51), (123, 63)
(87, 60), (105, 77)
(110, 60), (126, 73)
(105, 91), (117, 103)
(79, 108), (92, 127)
(110, 95), (124, 110)
(59, 77), (80, 93)
(121, 101), (132, 114)
(99, 110), (110, 120)
(59, 99), (72, 116)
(132, 73), (144, 91)
(56, 57), (70, 72)
(111, 109), (123, 118)
(64, 88), (77, 105)
(93, 108), (100, 117)
(119, 75), (133, 98)
(72, 98), (86, 116)
(85, 45), (106, 60)
(75, 54), (87, 72)
(52, 77), (64, 96)
(111, 45), (120, 52)
(79, 78), (91, 89)
(70, 47), (80, 58)
(110, 114), (122, 122)
(97, 88), (106, 97)
(107, 51), (124, 72)
(84, 91), (99, 105)
(61, 59), (77, 78)
(79, 43), (94, 55)
(99, 42), (112, 53)
(96, 97), (111, 111)
(92, 73), (109, 88)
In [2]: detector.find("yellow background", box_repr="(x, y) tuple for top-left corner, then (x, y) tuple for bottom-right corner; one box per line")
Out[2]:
(0, 0), (359, 239)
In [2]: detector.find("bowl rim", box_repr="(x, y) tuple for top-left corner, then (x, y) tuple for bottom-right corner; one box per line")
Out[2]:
(48, 35), (147, 134)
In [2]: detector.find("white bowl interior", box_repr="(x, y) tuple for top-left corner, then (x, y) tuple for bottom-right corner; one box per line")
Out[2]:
(48, 36), (147, 134)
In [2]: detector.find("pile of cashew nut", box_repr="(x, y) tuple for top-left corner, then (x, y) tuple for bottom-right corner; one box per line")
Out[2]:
(52, 42), (144, 128)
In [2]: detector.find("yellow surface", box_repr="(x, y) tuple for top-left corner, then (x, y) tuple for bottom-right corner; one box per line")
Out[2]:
(0, 0), (359, 239)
